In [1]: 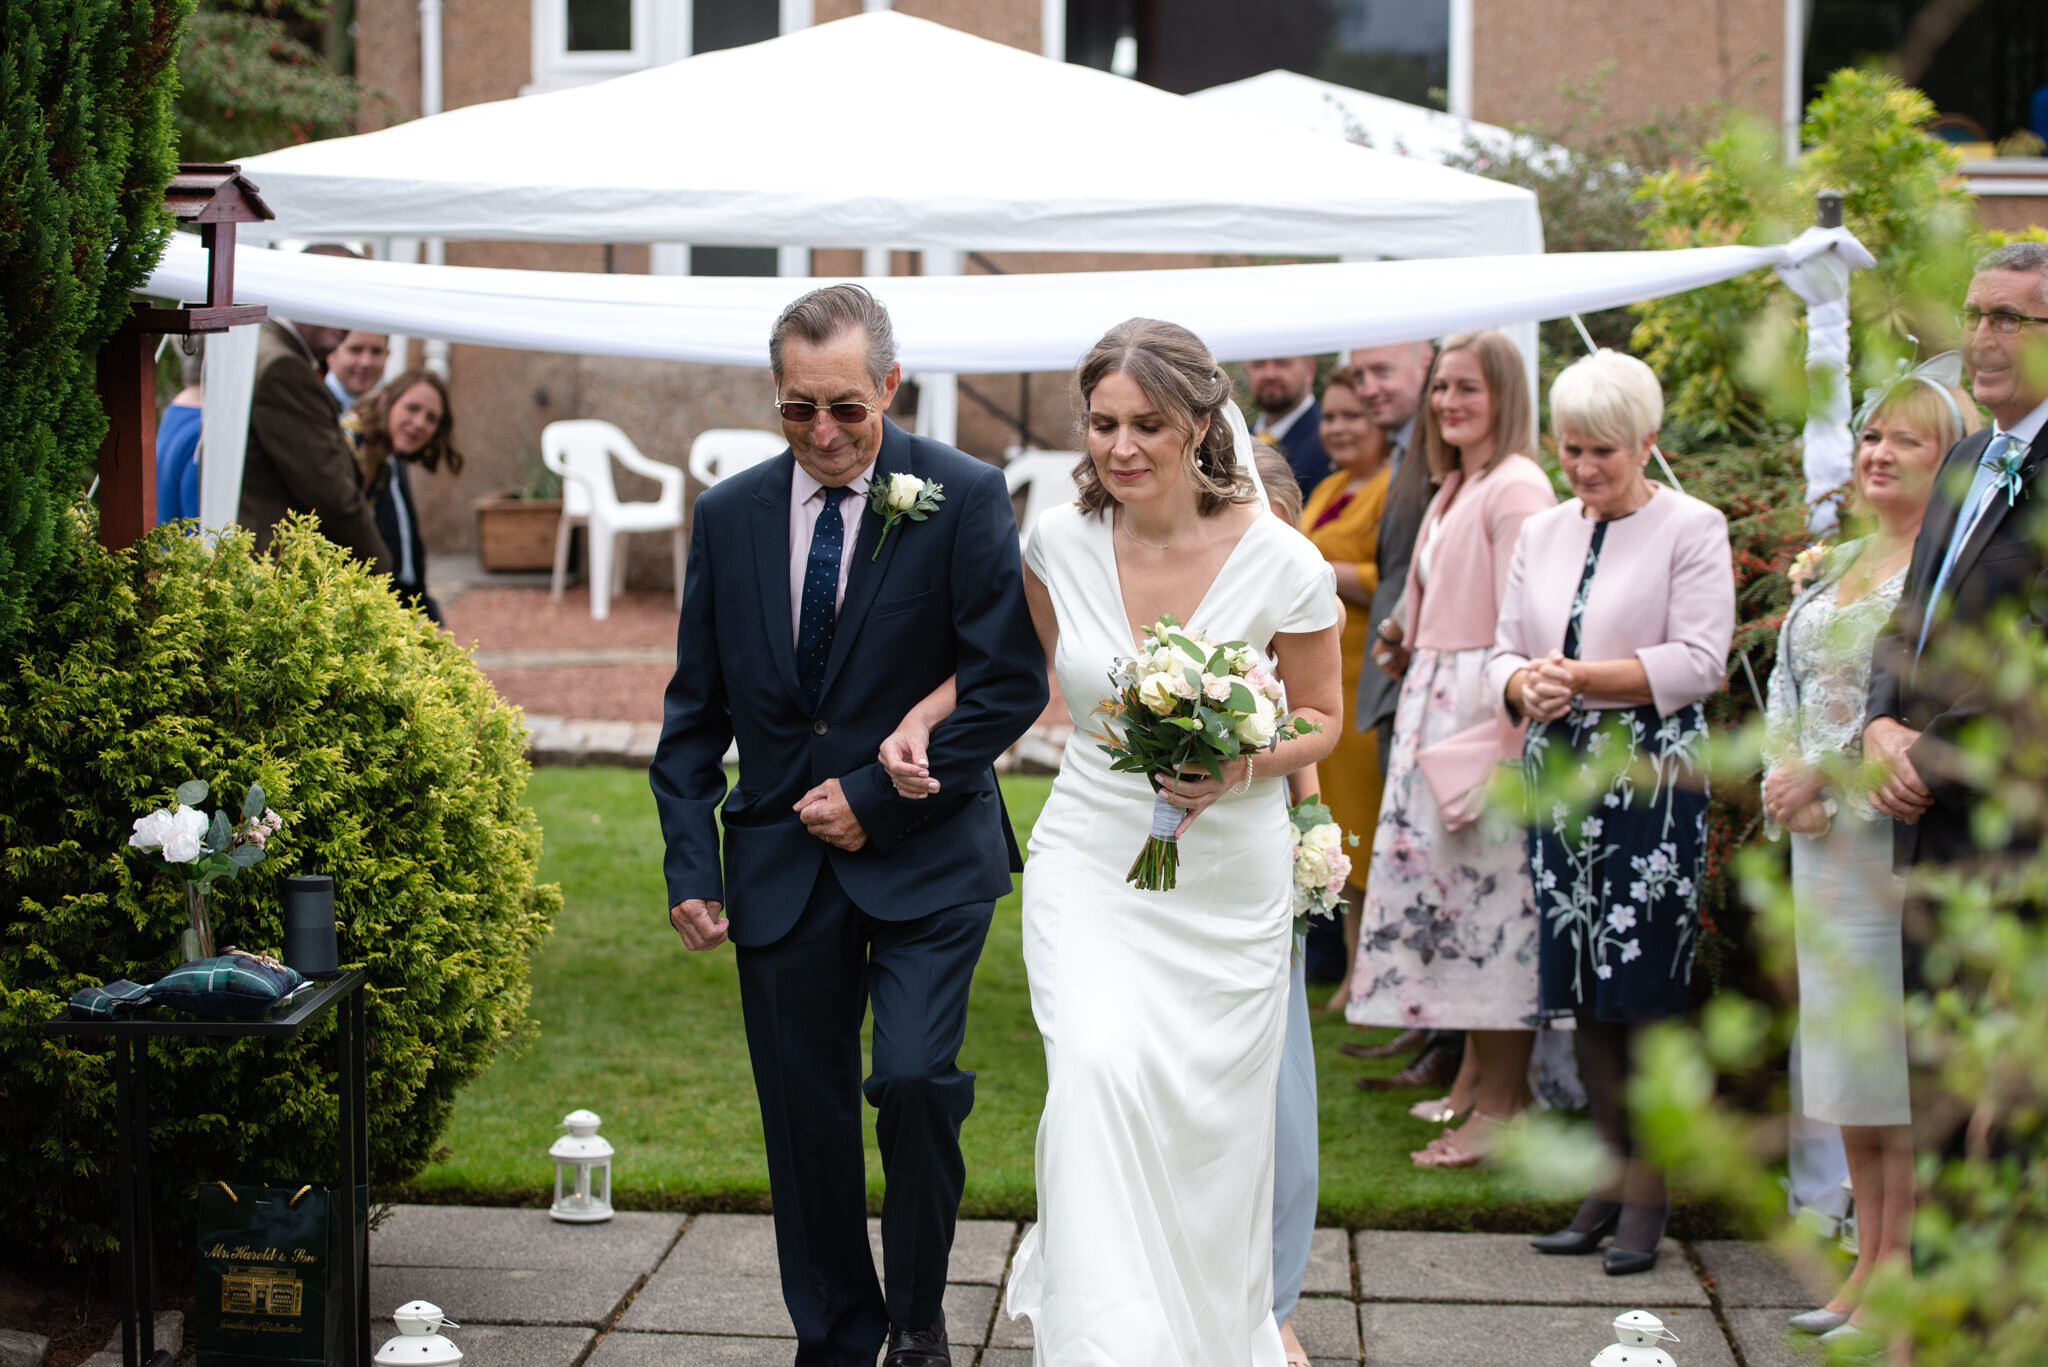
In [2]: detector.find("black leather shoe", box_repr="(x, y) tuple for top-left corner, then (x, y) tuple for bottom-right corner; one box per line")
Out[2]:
(1351, 1043), (1461, 1092)
(1529, 1202), (1620, 1255)
(1603, 1244), (1660, 1276)
(883, 1309), (949, 1367)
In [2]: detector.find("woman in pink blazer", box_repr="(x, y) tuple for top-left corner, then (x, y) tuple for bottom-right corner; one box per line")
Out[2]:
(1490, 349), (1734, 1275)
(1345, 330), (1556, 1169)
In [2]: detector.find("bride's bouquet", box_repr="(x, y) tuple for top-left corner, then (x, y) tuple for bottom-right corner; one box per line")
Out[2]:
(1094, 615), (1318, 891)
(1287, 796), (1357, 938)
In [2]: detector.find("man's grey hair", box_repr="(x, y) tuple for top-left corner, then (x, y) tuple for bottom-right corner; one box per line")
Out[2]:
(769, 284), (897, 391)
(1975, 241), (2048, 308)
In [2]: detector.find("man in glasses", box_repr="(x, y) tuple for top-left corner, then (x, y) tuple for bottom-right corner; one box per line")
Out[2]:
(651, 284), (1047, 1367)
(1865, 241), (2048, 1010)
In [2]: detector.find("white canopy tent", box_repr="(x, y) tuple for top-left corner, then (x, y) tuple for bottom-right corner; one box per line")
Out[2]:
(225, 10), (1544, 464)
(1188, 70), (1536, 167)
(155, 235), (1875, 534)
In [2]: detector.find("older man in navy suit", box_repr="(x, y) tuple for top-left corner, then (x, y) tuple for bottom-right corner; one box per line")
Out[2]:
(652, 285), (1046, 1367)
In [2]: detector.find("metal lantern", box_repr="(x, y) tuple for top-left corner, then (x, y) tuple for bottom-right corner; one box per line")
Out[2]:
(549, 1108), (614, 1223)
(373, 1300), (462, 1364)
(1590, 1310), (1680, 1367)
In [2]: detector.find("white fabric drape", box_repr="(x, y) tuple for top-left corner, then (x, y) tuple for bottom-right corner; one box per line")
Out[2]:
(1773, 225), (1878, 530)
(197, 322), (261, 535)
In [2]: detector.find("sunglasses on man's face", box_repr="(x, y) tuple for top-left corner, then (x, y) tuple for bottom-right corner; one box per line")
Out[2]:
(774, 398), (879, 425)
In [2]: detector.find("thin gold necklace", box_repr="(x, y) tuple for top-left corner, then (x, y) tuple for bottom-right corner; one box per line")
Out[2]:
(1117, 514), (1180, 552)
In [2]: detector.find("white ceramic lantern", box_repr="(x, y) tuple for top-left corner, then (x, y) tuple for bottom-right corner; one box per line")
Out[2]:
(549, 1108), (614, 1222)
(1590, 1310), (1680, 1367)
(373, 1300), (462, 1364)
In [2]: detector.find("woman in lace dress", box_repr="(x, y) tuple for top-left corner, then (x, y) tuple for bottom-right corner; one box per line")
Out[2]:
(1490, 350), (1734, 1275)
(1763, 364), (1978, 1337)
(1346, 331), (1556, 1168)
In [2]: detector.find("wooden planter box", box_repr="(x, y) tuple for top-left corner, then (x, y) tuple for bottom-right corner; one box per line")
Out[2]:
(473, 496), (563, 572)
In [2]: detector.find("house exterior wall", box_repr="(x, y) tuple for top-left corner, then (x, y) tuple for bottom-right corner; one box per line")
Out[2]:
(1470, 0), (1786, 132)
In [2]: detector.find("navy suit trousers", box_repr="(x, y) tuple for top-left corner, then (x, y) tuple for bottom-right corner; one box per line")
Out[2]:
(734, 863), (991, 1363)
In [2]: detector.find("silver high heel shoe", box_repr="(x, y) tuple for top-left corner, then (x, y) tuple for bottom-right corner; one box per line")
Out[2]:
(1787, 1307), (1850, 1334)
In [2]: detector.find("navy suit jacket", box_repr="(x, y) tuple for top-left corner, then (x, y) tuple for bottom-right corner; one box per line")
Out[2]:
(1271, 400), (1332, 492)
(1867, 425), (2048, 870)
(650, 420), (1048, 947)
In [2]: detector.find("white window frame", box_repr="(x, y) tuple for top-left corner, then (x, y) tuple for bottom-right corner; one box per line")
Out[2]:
(532, 0), (657, 89)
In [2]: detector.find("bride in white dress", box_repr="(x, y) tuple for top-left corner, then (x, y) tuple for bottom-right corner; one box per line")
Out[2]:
(888, 319), (1341, 1364)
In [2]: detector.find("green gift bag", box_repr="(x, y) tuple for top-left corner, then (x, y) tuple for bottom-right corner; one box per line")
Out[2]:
(193, 1181), (360, 1367)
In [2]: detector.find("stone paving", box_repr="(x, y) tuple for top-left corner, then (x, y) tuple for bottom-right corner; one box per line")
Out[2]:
(363, 1206), (1837, 1367)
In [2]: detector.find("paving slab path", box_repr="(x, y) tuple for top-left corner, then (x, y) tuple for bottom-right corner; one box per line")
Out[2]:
(367, 1206), (1833, 1366)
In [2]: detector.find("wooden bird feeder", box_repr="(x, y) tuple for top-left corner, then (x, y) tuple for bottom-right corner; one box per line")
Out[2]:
(98, 163), (274, 550)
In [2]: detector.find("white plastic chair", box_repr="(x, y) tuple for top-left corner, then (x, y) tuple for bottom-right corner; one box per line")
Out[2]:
(687, 428), (784, 488)
(1003, 450), (1083, 544)
(542, 420), (685, 622)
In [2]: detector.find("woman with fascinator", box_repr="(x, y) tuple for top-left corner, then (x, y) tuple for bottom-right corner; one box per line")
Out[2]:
(1762, 354), (1980, 1342)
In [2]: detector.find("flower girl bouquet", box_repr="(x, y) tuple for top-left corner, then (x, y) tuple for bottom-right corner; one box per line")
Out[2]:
(1287, 796), (1357, 938)
(1093, 615), (1318, 891)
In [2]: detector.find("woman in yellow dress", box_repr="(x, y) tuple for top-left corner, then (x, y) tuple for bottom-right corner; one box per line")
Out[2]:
(1298, 365), (1392, 1010)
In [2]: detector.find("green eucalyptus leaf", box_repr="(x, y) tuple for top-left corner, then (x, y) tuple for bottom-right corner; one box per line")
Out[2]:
(241, 783), (266, 821)
(176, 779), (209, 807)
(1228, 682), (1256, 713)
(229, 843), (267, 867)
(205, 809), (231, 852)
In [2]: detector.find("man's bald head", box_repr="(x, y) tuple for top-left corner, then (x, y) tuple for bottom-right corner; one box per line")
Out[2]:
(1347, 340), (1433, 433)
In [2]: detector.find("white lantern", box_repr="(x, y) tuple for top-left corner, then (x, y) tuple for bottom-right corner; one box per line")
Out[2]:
(1590, 1310), (1680, 1367)
(373, 1300), (462, 1364)
(549, 1108), (614, 1222)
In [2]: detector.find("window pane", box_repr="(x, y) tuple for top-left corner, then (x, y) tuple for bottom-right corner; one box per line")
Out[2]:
(692, 246), (780, 277)
(566, 0), (632, 52)
(1804, 0), (2048, 148)
(694, 0), (779, 55)
(1065, 0), (1448, 107)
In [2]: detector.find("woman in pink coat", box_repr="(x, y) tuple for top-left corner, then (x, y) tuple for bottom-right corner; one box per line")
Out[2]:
(1346, 330), (1555, 1169)
(1490, 349), (1734, 1275)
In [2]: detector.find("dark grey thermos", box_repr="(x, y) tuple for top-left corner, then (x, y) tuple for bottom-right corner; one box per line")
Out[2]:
(281, 875), (338, 977)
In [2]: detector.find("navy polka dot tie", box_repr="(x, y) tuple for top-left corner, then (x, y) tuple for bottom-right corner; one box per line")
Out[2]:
(797, 485), (846, 707)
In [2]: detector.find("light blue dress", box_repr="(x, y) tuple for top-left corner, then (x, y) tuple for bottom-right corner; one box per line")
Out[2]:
(1272, 936), (1316, 1324)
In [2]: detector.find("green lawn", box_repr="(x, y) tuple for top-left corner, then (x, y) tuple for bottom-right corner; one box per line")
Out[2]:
(398, 766), (1583, 1230)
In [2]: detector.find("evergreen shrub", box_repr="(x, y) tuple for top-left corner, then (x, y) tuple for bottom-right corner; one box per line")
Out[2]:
(0, 0), (192, 647)
(0, 516), (560, 1257)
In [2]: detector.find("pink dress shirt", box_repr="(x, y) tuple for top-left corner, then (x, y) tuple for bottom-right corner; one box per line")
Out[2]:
(1486, 484), (1735, 720)
(789, 461), (872, 642)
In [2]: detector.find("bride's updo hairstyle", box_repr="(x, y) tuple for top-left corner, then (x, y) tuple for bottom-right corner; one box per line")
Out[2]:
(1072, 318), (1259, 517)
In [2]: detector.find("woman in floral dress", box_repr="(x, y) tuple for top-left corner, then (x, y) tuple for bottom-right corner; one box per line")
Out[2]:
(1346, 330), (1555, 1168)
(1489, 350), (1734, 1275)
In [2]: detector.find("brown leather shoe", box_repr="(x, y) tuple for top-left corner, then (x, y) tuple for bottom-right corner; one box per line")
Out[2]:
(1353, 1044), (1461, 1092)
(1337, 1028), (1427, 1061)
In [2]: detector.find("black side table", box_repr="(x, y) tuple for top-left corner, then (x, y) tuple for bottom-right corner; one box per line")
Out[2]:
(46, 970), (369, 1367)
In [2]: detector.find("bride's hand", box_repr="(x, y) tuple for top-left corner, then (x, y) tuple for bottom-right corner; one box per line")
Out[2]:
(879, 718), (940, 799)
(1154, 760), (1248, 837)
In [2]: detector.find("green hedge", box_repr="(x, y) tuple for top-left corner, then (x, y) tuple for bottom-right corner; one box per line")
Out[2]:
(0, 516), (560, 1257)
(0, 0), (192, 648)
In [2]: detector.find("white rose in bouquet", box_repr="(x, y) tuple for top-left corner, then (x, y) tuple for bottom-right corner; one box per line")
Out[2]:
(159, 805), (210, 864)
(884, 471), (926, 512)
(1202, 674), (1233, 703)
(129, 808), (175, 851)
(1138, 672), (1180, 716)
(1294, 846), (1331, 891)
(1302, 822), (1343, 855)
(1233, 691), (1278, 747)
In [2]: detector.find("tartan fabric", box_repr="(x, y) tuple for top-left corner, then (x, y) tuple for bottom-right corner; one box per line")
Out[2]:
(65, 951), (303, 1020)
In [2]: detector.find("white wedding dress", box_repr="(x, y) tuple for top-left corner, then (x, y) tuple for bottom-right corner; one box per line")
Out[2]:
(1005, 500), (1337, 1366)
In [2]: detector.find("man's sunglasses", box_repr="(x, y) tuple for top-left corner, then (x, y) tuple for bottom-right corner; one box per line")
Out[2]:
(1958, 308), (2048, 336)
(774, 398), (879, 425)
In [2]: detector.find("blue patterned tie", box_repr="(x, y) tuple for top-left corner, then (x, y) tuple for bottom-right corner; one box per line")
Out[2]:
(796, 486), (846, 706)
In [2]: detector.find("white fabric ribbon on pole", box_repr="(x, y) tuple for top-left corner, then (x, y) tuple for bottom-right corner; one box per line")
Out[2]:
(197, 323), (261, 536)
(1773, 224), (1877, 530)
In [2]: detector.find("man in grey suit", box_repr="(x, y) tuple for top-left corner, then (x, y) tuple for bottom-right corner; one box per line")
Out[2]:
(237, 316), (392, 573)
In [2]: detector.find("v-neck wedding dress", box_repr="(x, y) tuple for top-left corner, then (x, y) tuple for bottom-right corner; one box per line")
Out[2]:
(1004, 502), (1337, 1366)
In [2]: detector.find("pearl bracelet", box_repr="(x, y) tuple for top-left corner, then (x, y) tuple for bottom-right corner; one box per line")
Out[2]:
(1231, 754), (1255, 795)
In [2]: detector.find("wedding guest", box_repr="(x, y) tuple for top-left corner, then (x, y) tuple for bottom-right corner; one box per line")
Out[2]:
(1492, 349), (1733, 1274)
(240, 313), (391, 574)
(1253, 438), (1322, 1367)
(1250, 355), (1332, 491)
(1765, 360), (1978, 1335)
(1346, 330), (1554, 1168)
(1300, 367), (1392, 1013)
(343, 369), (461, 621)
(325, 330), (391, 410)
(156, 340), (204, 524)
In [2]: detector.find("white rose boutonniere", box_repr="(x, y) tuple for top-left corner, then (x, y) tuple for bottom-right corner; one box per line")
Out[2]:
(866, 473), (944, 560)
